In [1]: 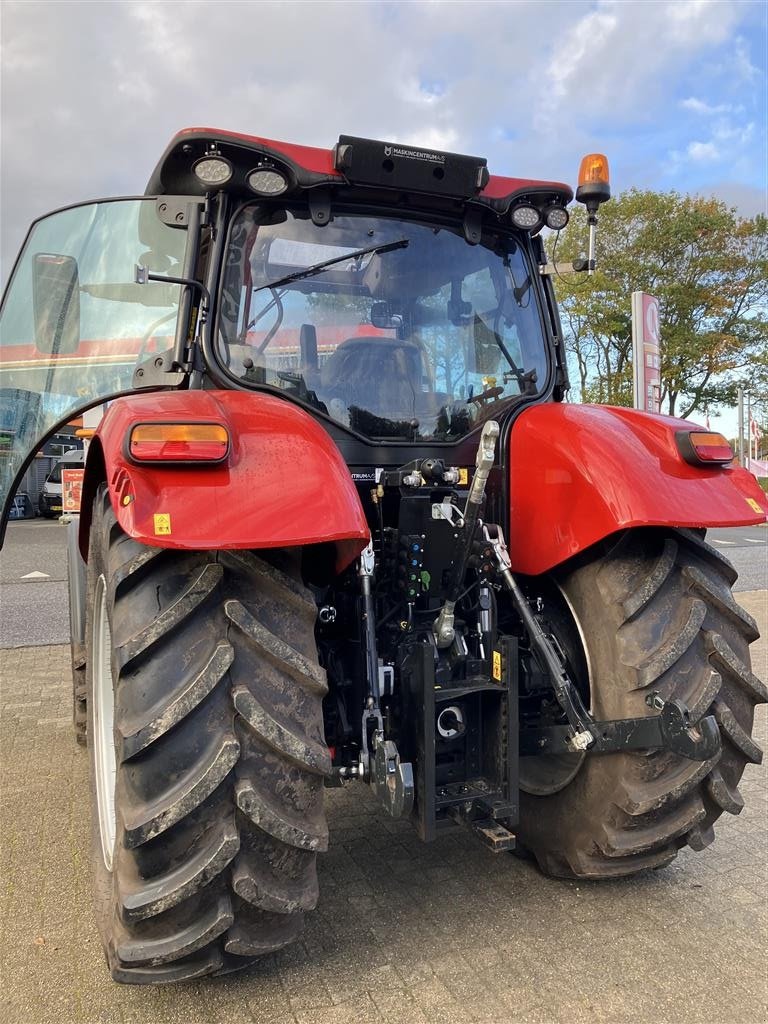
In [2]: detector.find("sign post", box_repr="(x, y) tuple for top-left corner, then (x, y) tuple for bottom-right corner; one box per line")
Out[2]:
(62, 468), (84, 513)
(631, 291), (661, 414)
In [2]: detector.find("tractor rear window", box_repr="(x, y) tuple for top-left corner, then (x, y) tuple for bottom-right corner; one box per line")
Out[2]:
(217, 206), (549, 442)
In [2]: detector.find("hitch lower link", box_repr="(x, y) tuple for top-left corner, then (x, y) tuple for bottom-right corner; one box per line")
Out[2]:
(483, 524), (721, 764)
(519, 693), (721, 761)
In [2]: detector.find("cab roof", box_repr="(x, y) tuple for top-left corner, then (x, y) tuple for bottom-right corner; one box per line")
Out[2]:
(146, 127), (573, 219)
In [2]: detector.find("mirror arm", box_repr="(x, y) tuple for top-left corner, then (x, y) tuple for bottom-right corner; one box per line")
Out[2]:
(539, 258), (592, 277)
(136, 267), (211, 313)
(136, 198), (207, 372)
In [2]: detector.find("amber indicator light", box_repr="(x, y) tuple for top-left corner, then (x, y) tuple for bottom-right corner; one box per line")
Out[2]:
(129, 423), (229, 462)
(677, 430), (733, 465)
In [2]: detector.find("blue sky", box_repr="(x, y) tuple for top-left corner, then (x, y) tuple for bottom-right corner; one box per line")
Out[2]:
(1, 0), (765, 430)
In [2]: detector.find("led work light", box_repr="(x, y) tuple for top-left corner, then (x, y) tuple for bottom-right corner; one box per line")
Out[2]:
(193, 157), (233, 186)
(544, 205), (569, 230)
(247, 168), (289, 195)
(511, 205), (541, 230)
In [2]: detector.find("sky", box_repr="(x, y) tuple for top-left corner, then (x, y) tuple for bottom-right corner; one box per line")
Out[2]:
(1, 0), (766, 428)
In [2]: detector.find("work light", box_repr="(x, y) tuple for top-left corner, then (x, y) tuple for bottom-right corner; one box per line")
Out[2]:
(544, 205), (569, 230)
(193, 157), (233, 185)
(247, 168), (289, 195)
(511, 205), (541, 230)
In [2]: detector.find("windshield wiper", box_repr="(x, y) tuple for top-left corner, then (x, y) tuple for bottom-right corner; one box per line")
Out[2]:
(252, 238), (409, 294)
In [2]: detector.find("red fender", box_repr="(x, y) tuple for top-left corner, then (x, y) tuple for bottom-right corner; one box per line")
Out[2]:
(509, 404), (767, 576)
(79, 390), (369, 572)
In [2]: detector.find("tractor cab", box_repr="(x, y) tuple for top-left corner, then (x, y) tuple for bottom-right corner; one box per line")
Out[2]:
(0, 130), (579, 528)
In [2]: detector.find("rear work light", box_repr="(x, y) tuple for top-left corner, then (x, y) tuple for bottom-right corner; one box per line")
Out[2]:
(676, 431), (734, 466)
(129, 423), (229, 463)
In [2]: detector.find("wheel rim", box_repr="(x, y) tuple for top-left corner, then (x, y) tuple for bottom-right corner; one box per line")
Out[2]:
(92, 573), (117, 871)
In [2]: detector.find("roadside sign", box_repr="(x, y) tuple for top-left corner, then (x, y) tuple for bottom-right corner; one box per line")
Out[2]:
(631, 291), (661, 413)
(62, 468), (84, 513)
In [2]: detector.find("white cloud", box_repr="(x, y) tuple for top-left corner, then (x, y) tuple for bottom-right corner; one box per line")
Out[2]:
(732, 35), (761, 81)
(546, 6), (618, 99)
(537, 0), (744, 131)
(680, 97), (734, 115)
(687, 140), (721, 162)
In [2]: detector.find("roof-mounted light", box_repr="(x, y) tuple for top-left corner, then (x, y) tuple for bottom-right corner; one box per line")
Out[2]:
(247, 167), (289, 196)
(511, 205), (541, 231)
(544, 205), (569, 231)
(576, 153), (610, 210)
(193, 156), (233, 186)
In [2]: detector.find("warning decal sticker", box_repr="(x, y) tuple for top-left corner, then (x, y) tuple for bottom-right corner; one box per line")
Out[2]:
(153, 513), (172, 535)
(492, 650), (502, 682)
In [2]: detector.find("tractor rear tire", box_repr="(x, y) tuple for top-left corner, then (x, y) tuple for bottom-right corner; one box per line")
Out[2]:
(518, 527), (766, 878)
(85, 484), (329, 983)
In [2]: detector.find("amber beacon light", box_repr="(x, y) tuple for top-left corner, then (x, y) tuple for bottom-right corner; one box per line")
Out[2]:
(129, 423), (230, 463)
(576, 154), (611, 209)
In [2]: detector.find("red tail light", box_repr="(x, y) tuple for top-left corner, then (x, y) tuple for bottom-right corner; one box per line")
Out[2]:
(129, 423), (229, 463)
(676, 431), (733, 466)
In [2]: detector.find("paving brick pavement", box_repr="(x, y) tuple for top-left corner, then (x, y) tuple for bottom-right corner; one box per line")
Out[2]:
(1, 592), (766, 1024)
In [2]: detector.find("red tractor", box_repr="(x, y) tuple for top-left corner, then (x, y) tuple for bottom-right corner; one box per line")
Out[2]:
(1, 130), (765, 984)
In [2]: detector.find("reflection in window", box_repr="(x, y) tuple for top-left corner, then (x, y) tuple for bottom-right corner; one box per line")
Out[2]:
(0, 199), (187, 513)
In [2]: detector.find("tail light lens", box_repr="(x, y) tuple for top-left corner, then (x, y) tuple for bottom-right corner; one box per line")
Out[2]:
(676, 431), (733, 466)
(129, 423), (229, 463)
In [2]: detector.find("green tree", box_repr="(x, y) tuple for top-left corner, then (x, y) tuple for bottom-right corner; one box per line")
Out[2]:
(549, 191), (768, 418)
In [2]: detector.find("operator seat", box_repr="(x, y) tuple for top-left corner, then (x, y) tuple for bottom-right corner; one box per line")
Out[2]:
(317, 336), (426, 421)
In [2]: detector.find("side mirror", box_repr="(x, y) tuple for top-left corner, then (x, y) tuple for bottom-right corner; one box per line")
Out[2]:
(370, 301), (393, 329)
(32, 253), (80, 354)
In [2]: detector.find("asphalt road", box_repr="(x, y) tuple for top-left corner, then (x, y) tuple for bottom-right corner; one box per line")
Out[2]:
(1, 519), (765, 649)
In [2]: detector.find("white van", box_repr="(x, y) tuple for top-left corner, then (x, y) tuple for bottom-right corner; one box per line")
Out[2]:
(38, 448), (84, 518)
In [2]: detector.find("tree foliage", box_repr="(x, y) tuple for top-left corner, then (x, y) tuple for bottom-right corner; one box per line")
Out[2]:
(548, 190), (768, 418)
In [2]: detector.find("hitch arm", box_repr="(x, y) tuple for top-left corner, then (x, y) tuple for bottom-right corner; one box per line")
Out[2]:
(521, 697), (721, 762)
(483, 523), (595, 749)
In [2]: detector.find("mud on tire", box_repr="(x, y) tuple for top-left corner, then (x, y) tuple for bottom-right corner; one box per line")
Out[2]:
(518, 527), (766, 879)
(85, 484), (329, 983)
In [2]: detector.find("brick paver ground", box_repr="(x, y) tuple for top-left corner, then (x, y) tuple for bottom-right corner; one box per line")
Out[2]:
(1, 593), (766, 1024)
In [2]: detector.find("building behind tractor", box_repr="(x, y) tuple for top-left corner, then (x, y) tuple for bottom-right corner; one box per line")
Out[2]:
(0, 129), (766, 984)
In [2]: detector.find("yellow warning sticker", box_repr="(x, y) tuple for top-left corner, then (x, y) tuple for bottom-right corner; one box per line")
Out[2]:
(459, 468), (469, 485)
(153, 513), (172, 535)
(492, 650), (502, 682)
(746, 497), (764, 515)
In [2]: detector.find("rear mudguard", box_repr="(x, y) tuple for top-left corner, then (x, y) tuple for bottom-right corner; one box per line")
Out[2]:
(79, 390), (369, 572)
(509, 403), (767, 576)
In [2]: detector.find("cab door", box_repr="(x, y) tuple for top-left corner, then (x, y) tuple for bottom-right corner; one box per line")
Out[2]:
(0, 196), (201, 535)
